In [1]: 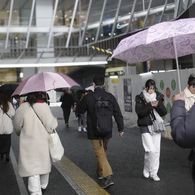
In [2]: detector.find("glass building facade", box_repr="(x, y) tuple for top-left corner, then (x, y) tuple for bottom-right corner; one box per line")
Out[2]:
(0, 0), (194, 84)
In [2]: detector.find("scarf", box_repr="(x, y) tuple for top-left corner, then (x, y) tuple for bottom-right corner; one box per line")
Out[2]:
(142, 89), (163, 134)
(184, 87), (195, 111)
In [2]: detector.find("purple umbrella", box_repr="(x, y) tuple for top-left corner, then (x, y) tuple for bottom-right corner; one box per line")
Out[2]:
(112, 18), (195, 92)
(12, 72), (79, 96)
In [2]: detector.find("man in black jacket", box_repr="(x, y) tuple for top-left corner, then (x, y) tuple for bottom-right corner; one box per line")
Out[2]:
(60, 89), (74, 128)
(76, 75), (124, 189)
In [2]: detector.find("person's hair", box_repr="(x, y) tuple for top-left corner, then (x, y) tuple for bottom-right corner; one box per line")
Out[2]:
(0, 91), (9, 113)
(26, 92), (39, 106)
(188, 75), (195, 87)
(145, 79), (156, 91)
(93, 75), (105, 86)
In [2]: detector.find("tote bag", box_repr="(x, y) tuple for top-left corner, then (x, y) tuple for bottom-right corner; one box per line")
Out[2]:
(49, 129), (64, 162)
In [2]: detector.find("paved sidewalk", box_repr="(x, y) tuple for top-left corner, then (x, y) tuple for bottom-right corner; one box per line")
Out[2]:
(0, 106), (194, 195)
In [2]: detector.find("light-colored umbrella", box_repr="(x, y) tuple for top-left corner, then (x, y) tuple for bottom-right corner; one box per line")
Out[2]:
(112, 18), (195, 92)
(12, 72), (79, 96)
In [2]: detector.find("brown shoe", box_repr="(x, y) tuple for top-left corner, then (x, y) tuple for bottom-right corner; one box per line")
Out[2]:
(66, 123), (69, 128)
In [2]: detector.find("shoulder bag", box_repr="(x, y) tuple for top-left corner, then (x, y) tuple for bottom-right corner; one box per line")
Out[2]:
(31, 105), (64, 162)
(150, 111), (166, 133)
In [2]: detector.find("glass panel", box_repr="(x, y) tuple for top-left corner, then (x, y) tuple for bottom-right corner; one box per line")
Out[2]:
(0, 69), (19, 84)
(0, 0), (11, 26)
(144, 0), (166, 28)
(189, 0), (195, 6)
(83, 1), (104, 44)
(23, 33), (37, 57)
(161, 6), (174, 22)
(114, 1), (134, 36)
(56, 0), (75, 28)
(71, 32), (80, 47)
(8, 0), (33, 26)
(0, 34), (6, 48)
(150, 0), (166, 8)
(97, 0), (118, 40)
(131, 0), (146, 31)
(177, 0), (189, 17)
(6, 33), (27, 58)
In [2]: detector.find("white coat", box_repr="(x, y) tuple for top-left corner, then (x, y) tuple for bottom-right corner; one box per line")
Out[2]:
(14, 102), (58, 177)
(0, 102), (15, 134)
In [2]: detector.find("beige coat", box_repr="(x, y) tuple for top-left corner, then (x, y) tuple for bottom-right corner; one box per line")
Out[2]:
(14, 102), (58, 177)
(0, 102), (15, 134)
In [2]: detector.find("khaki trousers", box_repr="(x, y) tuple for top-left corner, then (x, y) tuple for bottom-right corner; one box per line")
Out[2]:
(91, 139), (113, 178)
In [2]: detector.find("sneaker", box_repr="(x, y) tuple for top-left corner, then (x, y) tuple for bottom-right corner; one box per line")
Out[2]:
(97, 173), (103, 180)
(143, 169), (149, 178)
(102, 177), (114, 189)
(83, 127), (87, 133)
(78, 127), (82, 132)
(150, 175), (160, 182)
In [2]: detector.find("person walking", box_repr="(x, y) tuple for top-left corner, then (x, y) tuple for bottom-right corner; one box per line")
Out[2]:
(60, 89), (74, 128)
(77, 91), (87, 133)
(171, 91), (195, 192)
(135, 79), (167, 182)
(183, 75), (195, 166)
(0, 91), (15, 162)
(14, 92), (58, 195)
(76, 75), (124, 189)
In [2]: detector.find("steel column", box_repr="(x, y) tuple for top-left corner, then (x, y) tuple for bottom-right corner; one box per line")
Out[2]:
(5, 0), (14, 49)
(47, 0), (59, 48)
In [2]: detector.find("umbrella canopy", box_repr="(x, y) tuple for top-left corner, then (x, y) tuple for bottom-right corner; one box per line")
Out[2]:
(112, 18), (195, 92)
(12, 72), (79, 96)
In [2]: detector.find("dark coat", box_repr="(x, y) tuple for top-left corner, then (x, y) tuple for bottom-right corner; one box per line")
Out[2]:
(135, 91), (167, 126)
(171, 100), (195, 148)
(60, 93), (74, 109)
(76, 87), (124, 140)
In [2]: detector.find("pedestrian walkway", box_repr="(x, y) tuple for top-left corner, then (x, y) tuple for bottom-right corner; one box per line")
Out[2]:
(0, 106), (194, 195)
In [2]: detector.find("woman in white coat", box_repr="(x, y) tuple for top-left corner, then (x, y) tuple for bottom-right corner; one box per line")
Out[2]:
(14, 92), (58, 195)
(0, 91), (15, 161)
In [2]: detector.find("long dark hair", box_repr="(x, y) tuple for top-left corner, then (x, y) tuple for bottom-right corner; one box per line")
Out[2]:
(0, 91), (9, 113)
(145, 79), (156, 91)
(26, 92), (39, 106)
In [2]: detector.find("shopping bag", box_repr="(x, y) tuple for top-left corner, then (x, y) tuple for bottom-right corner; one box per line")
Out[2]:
(49, 130), (64, 162)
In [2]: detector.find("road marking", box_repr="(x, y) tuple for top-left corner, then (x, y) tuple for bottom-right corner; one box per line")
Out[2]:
(10, 147), (28, 195)
(56, 155), (109, 195)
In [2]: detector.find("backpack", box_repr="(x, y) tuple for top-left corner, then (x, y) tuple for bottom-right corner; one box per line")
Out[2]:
(91, 93), (113, 137)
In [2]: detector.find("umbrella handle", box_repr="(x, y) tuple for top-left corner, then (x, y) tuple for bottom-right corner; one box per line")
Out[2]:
(173, 38), (182, 93)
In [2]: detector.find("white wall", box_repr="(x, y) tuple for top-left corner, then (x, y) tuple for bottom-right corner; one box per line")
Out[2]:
(107, 68), (195, 127)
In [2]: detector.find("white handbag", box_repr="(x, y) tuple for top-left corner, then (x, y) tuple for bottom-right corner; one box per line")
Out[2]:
(49, 129), (64, 162)
(31, 106), (64, 162)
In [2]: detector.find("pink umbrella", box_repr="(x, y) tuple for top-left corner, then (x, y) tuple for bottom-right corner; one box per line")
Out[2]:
(112, 18), (195, 92)
(12, 72), (79, 96)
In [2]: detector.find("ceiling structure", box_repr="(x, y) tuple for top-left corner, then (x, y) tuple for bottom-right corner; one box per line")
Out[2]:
(0, 0), (194, 67)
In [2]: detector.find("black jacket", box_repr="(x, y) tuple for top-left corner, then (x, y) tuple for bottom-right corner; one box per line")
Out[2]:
(135, 91), (167, 126)
(60, 93), (74, 109)
(76, 87), (124, 140)
(171, 100), (195, 148)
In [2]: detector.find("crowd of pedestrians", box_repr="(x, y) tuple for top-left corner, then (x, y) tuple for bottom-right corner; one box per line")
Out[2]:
(1, 74), (195, 194)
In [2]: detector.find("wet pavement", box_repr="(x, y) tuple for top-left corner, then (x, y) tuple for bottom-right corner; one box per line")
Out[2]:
(0, 106), (194, 195)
